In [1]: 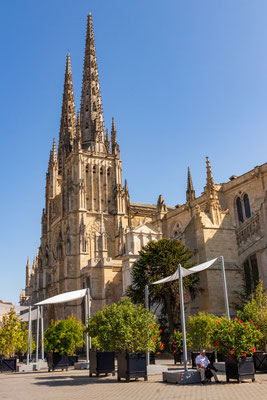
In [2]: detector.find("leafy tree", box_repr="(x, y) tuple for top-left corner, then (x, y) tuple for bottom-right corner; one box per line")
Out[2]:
(44, 315), (85, 355)
(211, 317), (263, 359)
(0, 309), (34, 358)
(187, 312), (218, 350)
(126, 239), (199, 334)
(237, 281), (267, 351)
(87, 298), (164, 353)
(169, 330), (192, 354)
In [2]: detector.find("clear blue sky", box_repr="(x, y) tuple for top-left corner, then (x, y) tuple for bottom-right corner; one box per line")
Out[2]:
(1, 0), (267, 304)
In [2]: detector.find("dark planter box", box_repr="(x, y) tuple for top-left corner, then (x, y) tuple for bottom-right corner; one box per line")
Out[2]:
(47, 352), (69, 372)
(89, 351), (115, 377)
(174, 350), (191, 365)
(217, 352), (226, 362)
(68, 355), (78, 366)
(117, 353), (147, 382)
(226, 357), (255, 383)
(149, 353), (155, 365)
(192, 351), (215, 368)
(0, 358), (17, 372)
(253, 352), (267, 372)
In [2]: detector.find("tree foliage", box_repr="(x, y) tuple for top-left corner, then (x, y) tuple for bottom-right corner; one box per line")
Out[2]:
(0, 309), (33, 358)
(87, 298), (164, 353)
(126, 239), (199, 334)
(169, 330), (192, 354)
(211, 317), (263, 359)
(44, 315), (85, 355)
(187, 312), (218, 350)
(237, 281), (267, 351)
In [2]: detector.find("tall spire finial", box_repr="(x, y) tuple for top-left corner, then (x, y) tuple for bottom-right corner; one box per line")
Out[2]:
(58, 53), (76, 173)
(111, 117), (119, 155)
(80, 13), (105, 147)
(206, 156), (215, 190)
(186, 167), (195, 202)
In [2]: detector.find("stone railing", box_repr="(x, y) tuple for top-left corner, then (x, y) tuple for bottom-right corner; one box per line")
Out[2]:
(236, 213), (261, 247)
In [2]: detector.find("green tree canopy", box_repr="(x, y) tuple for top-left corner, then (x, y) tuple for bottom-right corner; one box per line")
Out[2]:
(87, 298), (163, 353)
(44, 315), (85, 355)
(0, 309), (33, 358)
(187, 312), (218, 350)
(126, 239), (199, 334)
(237, 281), (267, 351)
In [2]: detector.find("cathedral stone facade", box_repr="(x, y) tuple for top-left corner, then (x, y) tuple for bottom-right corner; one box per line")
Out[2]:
(21, 14), (267, 326)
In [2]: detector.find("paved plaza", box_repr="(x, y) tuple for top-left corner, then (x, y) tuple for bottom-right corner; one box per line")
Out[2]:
(0, 361), (267, 400)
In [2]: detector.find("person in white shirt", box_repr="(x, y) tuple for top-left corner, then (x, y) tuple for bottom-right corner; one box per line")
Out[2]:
(196, 349), (220, 384)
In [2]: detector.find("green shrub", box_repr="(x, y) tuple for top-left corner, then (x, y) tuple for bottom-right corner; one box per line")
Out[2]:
(211, 317), (263, 359)
(87, 298), (164, 353)
(187, 312), (218, 350)
(44, 315), (85, 355)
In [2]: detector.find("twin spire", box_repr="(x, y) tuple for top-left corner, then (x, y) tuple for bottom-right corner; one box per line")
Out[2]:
(57, 13), (117, 163)
(80, 13), (105, 146)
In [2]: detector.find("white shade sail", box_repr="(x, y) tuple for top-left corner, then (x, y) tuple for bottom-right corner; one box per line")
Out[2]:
(34, 289), (87, 306)
(0, 304), (28, 315)
(152, 258), (218, 285)
(19, 308), (39, 321)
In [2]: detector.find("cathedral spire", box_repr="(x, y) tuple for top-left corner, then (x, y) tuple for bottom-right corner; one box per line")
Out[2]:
(186, 167), (195, 202)
(58, 53), (76, 173)
(80, 13), (105, 147)
(111, 117), (119, 155)
(105, 128), (110, 153)
(52, 137), (57, 165)
(206, 156), (215, 190)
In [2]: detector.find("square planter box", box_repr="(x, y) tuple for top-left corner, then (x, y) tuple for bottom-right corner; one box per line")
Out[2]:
(89, 351), (115, 377)
(253, 352), (267, 372)
(174, 350), (191, 365)
(47, 352), (69, 372)
(0, 358), (17, 372)
(117, 353), (147, 382)
(68, 355), (79, 366)
(225, 357), (255, 383)
(191, 351), (215, 368)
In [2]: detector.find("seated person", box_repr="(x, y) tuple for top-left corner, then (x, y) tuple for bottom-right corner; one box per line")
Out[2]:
(196, 349), (220, 384)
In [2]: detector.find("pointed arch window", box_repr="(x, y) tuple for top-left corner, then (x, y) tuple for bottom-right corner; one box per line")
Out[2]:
(243, 194), (251, 219)
(236, 197), (244, 223)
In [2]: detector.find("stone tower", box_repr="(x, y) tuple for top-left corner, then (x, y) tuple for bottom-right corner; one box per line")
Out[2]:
(23, 14), (130, 324)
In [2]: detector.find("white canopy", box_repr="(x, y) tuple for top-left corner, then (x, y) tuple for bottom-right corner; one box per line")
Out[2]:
(0, 303), (28, 315)
(19, 308), (39, 321)
(34, 289), (87, 306)
(152, 258), (218, 285)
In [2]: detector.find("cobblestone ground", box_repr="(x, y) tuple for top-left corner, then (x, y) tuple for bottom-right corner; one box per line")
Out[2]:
(0, 362), (267, 400)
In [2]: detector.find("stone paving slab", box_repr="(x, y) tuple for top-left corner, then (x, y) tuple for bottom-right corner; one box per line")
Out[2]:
(0, 364), (267, 400)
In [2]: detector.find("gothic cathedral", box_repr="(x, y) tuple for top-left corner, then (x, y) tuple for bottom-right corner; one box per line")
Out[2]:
(21, 14), (267, 326)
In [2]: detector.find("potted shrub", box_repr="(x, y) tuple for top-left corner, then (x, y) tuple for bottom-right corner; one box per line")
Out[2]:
(237, 281), (267, 372)
(87, 298), (164, 381)
(169, 330), (192, 364)
(44, 315), (84, 372)
(187, 313), (217, 367)
(0, 309), (34, 372)
(211, 317), (263, 383)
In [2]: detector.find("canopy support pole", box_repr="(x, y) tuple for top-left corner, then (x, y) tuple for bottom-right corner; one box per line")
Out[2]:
(145, 285), (150, 366)
(178, 264), (188, 371)
(36, 306), (40, 362)
(26, 306), (32, 365)
(221, 256), (230, 320)
(85, 288), (90, 364)
(41, 307), (44, 360)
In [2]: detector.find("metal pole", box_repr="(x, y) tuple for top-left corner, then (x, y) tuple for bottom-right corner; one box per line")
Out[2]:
(85, 288), (90, 364)
(26, 306), (31, 365)
(36, 307), (40, 362)
(145, 285), (150, 366)
(221, 256), (230, 320)
(41, 307), (44, 360)
(178, 264), (188, 371)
